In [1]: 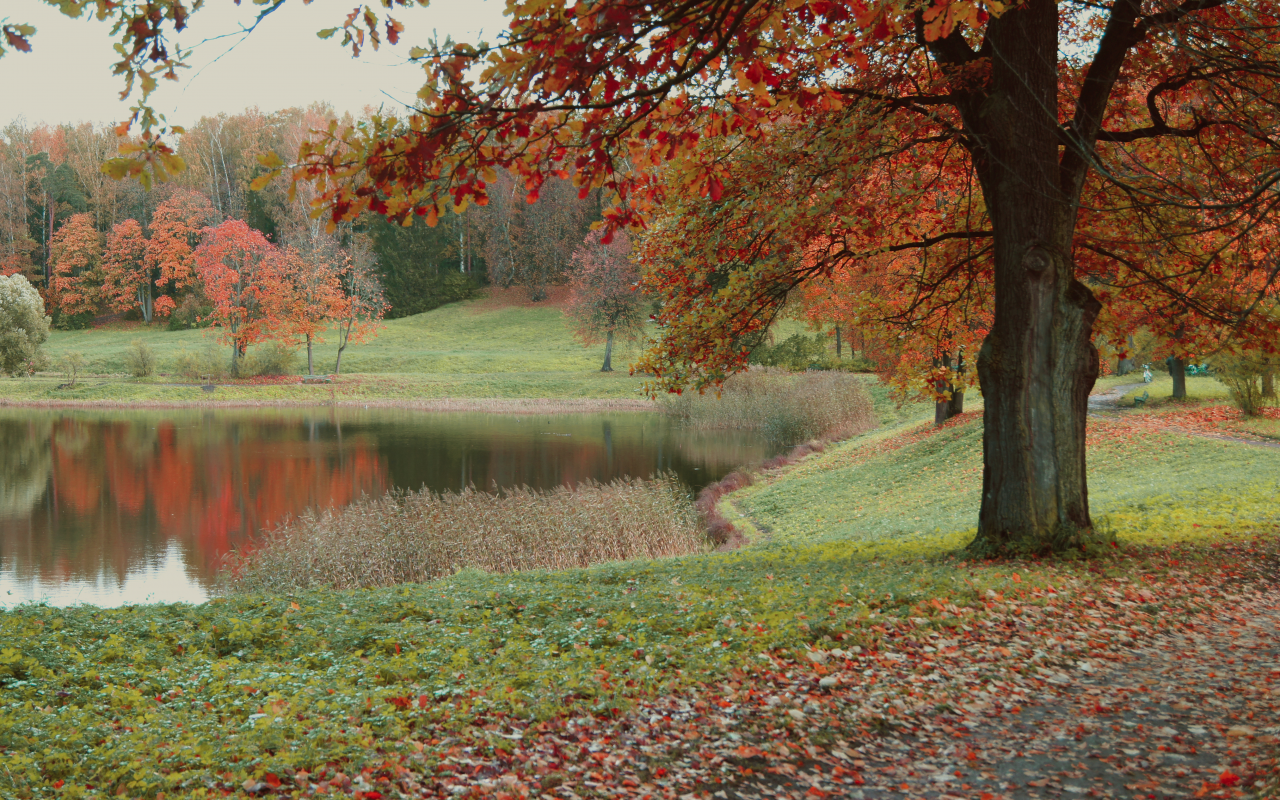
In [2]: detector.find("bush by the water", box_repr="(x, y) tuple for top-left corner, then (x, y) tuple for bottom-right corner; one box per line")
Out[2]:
(749, 332), (828, 370)
(123, 339), (156, 377)
(663, 368), (877, 443)
(221, 475), (702, 593)
(172, 341), (229, 381)
(241, 341), (299, 377)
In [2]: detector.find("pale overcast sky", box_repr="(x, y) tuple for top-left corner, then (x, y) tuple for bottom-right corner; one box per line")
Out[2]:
(0, 0), (509, 127)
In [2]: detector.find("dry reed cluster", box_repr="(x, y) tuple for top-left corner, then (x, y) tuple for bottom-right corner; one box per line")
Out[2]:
(221, 475), (702, 593)
(663, 368), (877, 443)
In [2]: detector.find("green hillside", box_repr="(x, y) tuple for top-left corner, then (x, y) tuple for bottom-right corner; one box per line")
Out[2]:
(0, 297), (657, 402)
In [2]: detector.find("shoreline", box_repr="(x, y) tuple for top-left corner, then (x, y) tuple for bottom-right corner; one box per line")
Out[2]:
(0, 395), (659, 414)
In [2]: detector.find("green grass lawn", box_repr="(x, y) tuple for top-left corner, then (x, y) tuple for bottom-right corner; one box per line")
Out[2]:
(1116, 374), (1230, 406)
(41, 301), (654, 375)
(3, 299), (656, 402)
(2, 392), (1275, 797)
(724, 406), (1280, 558)
(5, 309), (1278, 796)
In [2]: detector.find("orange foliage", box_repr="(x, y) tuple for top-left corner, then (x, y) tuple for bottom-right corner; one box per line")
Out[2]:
(47, 212), (102, 317)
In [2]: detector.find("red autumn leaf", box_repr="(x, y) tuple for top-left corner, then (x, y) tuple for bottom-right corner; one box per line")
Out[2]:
(4, 28), (32, 53)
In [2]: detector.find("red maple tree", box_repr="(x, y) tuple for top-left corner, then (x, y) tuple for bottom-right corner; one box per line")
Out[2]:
(192, 219), (277, 372)
(565, 230), (647, 372)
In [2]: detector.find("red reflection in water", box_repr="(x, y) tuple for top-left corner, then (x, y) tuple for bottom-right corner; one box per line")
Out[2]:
(1, 415), (386, 589)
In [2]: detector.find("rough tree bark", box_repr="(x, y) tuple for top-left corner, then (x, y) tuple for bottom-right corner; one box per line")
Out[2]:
(930, 0), (1109, 554)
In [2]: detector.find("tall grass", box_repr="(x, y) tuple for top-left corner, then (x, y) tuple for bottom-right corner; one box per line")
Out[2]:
(221, 475), (702, 593)
(662, 368), (877, 443)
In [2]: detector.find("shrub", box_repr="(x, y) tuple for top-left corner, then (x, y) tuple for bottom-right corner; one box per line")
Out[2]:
(241, 341), (299, 377)
(59, 351), (86, 387)
(1215, 353), (1277, 416)
(748, 333), (828, 370)
(0, 274), (50, 376)
(122, 339), (156, 377)
(663, 368), (877, 444)
(52, 309), (95, 331)
(172, 341), (229, 382)
(220, 475), (702, 593)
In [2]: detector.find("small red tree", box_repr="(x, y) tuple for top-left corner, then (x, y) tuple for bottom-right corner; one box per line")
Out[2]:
(48, 212), (102, 318)
(192, 219), (276, 374)
(333, 238), (387, 375)
(566, 230), (646, 372)
(100, 219), (153, 321)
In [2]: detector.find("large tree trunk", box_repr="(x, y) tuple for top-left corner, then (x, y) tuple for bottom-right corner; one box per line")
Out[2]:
(959, 0), (1103, 555)
(600, 329), (614, 372)
(1264, 370), (1276, 399)
(306, 333), (314, 376)
(834, 325), (842, 359)
(1117, 335), (1134, 375)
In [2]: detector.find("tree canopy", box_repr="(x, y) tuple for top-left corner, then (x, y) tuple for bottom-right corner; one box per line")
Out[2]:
(0, 273), (50, 376)
(12, 0), (1280, 555)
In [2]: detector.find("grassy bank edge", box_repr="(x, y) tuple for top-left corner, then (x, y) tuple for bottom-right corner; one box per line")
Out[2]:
(0, 395), (656, 414)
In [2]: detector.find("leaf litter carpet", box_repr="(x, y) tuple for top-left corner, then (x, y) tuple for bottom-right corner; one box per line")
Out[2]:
(382, 543), (1278, 800)
(717, 557), (1279, 799)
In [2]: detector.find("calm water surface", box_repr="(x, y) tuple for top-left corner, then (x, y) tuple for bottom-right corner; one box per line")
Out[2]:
(0, 408), (779, 608)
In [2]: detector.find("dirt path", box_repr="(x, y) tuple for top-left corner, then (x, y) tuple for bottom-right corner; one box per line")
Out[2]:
(717, 563), (1280, 799)
(1088, 382), (1148, 414)
(1088, 383), (1280, 451)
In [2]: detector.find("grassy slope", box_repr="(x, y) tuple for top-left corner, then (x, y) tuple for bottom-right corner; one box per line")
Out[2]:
(2, 299), (654, 402)
(726, 398), (1280, 559)
(1117, 374), (1230, 405)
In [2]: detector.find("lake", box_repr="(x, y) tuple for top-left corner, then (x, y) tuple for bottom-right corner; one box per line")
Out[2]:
(0, 408), (779, 608)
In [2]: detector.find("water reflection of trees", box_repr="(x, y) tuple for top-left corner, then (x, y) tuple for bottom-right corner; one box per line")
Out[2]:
(0, 412), (386, 589)
(0, 418), (53, 519)
(365, 413), (775, 495)
(0, 409), (781, 603)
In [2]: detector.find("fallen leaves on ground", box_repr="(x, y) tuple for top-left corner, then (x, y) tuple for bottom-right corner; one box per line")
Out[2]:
(9, 538), (1273, 799)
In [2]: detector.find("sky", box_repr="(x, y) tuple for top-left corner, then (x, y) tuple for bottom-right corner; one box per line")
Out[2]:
(0, 0), (510, 128)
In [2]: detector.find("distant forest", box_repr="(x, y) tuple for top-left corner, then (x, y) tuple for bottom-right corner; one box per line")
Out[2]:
(0, 105), (602, 324)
